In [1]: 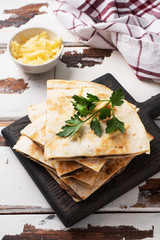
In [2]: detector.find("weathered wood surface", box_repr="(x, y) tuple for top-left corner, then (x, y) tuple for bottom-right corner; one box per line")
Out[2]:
(0, 0), (77, 44)
(0, 213), (159, 240)
(0, 46), (160, 120)
(0, 0), (160, 238)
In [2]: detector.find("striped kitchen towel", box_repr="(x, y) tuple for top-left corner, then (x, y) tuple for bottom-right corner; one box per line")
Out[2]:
(49, 0), (160, 82)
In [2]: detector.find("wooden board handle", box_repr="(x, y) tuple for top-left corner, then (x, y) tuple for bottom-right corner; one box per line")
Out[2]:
(138, 94), (160, 119)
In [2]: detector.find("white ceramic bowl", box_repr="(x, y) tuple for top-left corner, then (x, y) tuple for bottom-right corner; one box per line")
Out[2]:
(7, 27), (63, 74)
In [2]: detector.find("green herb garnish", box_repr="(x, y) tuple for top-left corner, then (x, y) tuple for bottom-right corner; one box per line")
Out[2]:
(56, 89), (125, 138)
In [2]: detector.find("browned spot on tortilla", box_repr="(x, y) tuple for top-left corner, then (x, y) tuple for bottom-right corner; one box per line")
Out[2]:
(96, 133), (129, 156)
(29, 142), (43, 157)
(0, 135), (8, 146)
(0, 78), (29, 94)
(61, 48), (113, 68)
(132, 179), (160, 208)
(30, 132), (40, 141)
(0, 3), (48, 29)
(2, 223), (154, 240)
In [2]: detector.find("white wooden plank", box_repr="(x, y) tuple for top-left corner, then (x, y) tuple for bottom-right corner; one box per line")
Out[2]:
(0, 50), (49, 120)
(0, 213), (159, 239)
(55, 47), (160, 103)
(0, 0), (77, 44)
(0, 135), (51, 209)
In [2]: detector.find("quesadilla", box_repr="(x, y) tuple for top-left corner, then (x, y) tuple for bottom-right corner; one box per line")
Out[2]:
(13, 135), (134, 201)
(44, 80), (150, 160)
(13, 136), (84, 178)
(48, 156), (133, 201)
(13, 79), (153, 202)
(13, 135), (54, 171)
(61, 156), (133, 200)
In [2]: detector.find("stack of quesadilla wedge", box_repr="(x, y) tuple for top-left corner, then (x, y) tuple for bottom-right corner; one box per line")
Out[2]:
(13, 80), (153, 202)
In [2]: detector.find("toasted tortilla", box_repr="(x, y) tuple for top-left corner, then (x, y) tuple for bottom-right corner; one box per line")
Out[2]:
(28, 102), (46, 122)
(76, 158), (106, 172)
(13, 135), (47, 165)
(53, 160), (83, 177)
(28, 101), (139, 123)
(48, 156), (133, 201)
(62, 156), (133, 200)
(47, 169), (82, 202)
(13, 136), (84, 177)
(44, 80), (150, 160)
(21, 114), (125, 172)
(71, 169), (99, 186)
(21, 115), (46, 147)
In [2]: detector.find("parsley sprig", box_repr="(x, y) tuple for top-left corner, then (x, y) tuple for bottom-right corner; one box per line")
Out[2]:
(56, 89), (125, 138)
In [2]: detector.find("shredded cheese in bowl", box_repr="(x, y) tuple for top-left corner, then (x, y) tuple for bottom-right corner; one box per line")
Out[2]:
(10, 32), (62, 65)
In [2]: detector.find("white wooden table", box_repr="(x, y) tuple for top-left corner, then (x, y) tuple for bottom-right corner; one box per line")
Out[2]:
(0, 1), (160, 239)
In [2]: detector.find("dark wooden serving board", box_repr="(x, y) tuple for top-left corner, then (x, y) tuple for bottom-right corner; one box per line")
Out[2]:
(2, 73), (160, 227)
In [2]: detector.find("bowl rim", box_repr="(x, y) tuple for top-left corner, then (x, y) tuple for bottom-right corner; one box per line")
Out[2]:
(7, 27), (64, 68)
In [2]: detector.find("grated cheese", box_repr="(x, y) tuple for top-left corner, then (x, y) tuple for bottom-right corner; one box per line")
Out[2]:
(11, 32), (62, 65)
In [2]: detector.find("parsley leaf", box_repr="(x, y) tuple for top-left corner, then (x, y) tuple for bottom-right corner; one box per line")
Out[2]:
(99, 108), (111, 120)
(72, 95), (97, 117)
(90, 117), (101, 137)
(87, 93), (100, 102)
(106, 116), (125, 133)
(56, 89), (125, 138)
(72, 101), (96, 117)
(110, 89), (124, 107)
(56, 115), (84, 138)
(72, 95), (89, 105)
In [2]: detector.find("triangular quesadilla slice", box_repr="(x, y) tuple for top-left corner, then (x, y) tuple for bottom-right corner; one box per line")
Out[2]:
(21, 115), (46, 147)
(13, 136), (84, 178)
(13, 135), (55, 171)
(44, 80), (150, 160)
